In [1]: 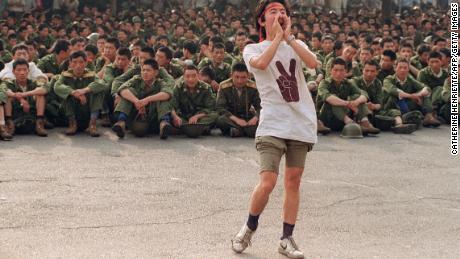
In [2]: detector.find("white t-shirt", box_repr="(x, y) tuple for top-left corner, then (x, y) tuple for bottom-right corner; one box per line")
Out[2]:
(0, 61), (47, 81)
(243, 40), (317, 144)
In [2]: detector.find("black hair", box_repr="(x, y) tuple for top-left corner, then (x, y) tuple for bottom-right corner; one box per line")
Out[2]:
(157, 46), (173, 60)
(232, 62), (248, 73)
(12, 58), (29, 70)
(142, 59), (159, 70)
(69, 50), (87, 61)
(84, 44), (98, 55)
(117, 47), (132, 59)
(53, 39), (71, 54)
(382, 50), (397, 61)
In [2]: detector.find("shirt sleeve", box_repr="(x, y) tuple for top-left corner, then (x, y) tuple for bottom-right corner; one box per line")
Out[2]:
(243, 44), (260, 74)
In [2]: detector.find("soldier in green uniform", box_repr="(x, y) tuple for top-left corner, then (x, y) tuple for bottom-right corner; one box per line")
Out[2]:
(0, 40), (12, 64)
(417, 51), (448, 116)
(54, 51), (108, 137)
(377, 50), (397, 82)
(198, 42), (232, 85)
(37, 39), (71, 79)
(325, 43), (357, 78)
(111, 47), (175, 96)
(94, 38), (120, 73)
(216, 63), (261, 137)
(350, 60), (383, 117)
(155, 46), (183, 79)
(410, 44), (430, 71)
(317, 58), (380, 135)
(322, 40), (342, 72)
(316, 35), (334, 67)
(382, 58), (441, 128)
(111, 59), (173, 139)
(351, 47), (373, 78)
(0, 59), (48, 137)
(97, 47), (132, 127)
(170, 65), (217, 137)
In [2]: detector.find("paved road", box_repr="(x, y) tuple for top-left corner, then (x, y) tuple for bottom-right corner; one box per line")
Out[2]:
(0, 126), (459, 259)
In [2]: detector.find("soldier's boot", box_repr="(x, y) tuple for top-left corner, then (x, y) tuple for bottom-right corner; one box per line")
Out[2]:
(422, 112), (441, 127)
(44, 119), (54, 129)
(159, 121), (172, 140)
(112, 121), (126, 138)
(391, 123), (417, 134)
(0, 125), (13, 141)
(35, 118), (48, 137)
(360, 120), (380, 135)
(65, 117), (78, 136)
(87, 118), (100, 137)
(5, 118), (15, 135)
(317, 120), (331, 135)
(230, 127), (243, 137)
(100, 113), (112, 127)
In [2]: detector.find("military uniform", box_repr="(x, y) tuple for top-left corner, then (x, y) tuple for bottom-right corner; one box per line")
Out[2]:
(114, 75), (173, 132)
(410, 55), (428, 70)
(377, 68), (395, 82)
(0, 79), (49, 135)
(382, 75), (432, 118)
(197, 58), (231, 83)
(0, 50), (12, 64)
(317, 78), (371, 131)
(54, 69), (107, 129)
(324, 58), (352, 78)
(171, 80), (218, 131)
(37, 54), (63, 75)
(215, 79), (261, 137)
(351, 76), (384, 110)
(322, 52), (337, 72)
(111, 65), (175, 96)
(164, 63), (183, 79)
(417, 67), (448, 108)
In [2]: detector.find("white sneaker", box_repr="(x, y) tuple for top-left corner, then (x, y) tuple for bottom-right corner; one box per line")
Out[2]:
(278, 236), (305, 259)
(231, 224), (255, 253)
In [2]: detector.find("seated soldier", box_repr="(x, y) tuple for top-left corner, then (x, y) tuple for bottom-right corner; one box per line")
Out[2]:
(94, 37), (120, 73)
(351, 60), (383, 117)
(37, 39), (71, 79)
(155, 46), (183, 79)
(170, 65), (217, 137)
(0, 44), (47, 84)
(98, 47), (132, 127)
(410, 44), (430, 71)
(377, 50), (396, 82)
(317, 58), (380, 135)
(197, 42), (231, 87)
(325, 42), (358, 79)
(216, 63), (261, 137)
(111, 46), (175, 96)
(417, 51), (449, 122)
(351, 47), (373, 78)
(112, 59), (173, 139)
(0, 59), (48, 137)
(111, 59), (173, 139)
(382, 58), (441, 128)
(54, 51), (108, 137)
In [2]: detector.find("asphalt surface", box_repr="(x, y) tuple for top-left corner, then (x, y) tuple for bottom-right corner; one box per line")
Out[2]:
(0, 125), (459, 259)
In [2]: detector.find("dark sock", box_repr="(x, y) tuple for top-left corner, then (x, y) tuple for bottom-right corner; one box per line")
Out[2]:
(118, 112), (128, 122)
(246, 213), (259, 231)
(281, 222), (295, 239)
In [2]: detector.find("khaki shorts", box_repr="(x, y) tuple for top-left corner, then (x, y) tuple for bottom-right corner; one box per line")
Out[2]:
(255, 136), (314, 174)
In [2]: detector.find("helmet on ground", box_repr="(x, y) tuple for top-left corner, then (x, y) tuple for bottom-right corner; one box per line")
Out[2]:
(373, 115), (395, 131)
(181, 123), (207, 138)
(340, 122), (363, 139)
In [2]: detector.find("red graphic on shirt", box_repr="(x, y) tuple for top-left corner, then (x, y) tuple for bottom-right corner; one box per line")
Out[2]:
(275, 59), (299, 102)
